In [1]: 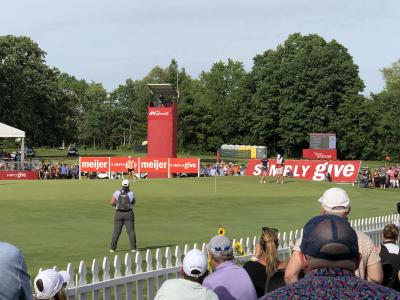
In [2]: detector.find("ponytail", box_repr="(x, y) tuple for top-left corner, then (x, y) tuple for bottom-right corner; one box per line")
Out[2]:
(260, 229), (279, 274)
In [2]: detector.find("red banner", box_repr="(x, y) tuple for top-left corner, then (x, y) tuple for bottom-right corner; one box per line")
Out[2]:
(110, 157), (139, 173)
(148, 103), (177, 159)
(0, 171), (38, 180)
(303, 149), (337, 160)
(245, 159), (361, 182)
(80, 157), (109, 172)
(139, 157), (169, 173)
(169, 158), (199, 173)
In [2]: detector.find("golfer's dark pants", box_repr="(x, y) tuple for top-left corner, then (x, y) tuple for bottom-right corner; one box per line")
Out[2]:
(111, 210), (136, 250)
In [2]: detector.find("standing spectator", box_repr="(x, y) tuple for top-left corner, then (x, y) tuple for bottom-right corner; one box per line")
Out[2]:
(34, 269), (69, 300)
(244, 227), (287, 297)
(284, 187), (383, 284)
(259, 155), (269, 184)
(232, 164), (240, 176)
(110, 179), (136, 252)
(0, 242), (33, 300)
(126, 156), (136, 182)
(203, 235), (257, 300)
(263, 215), (400, 299)
(275, 154), (285, 184)
(379, 166), (387, 189)
(394, 167), (399, 188)
(372, 168), (380, 188)
(60, 164), (68, 179)
(42, 162), (50, 179)
(376, 224), (400, 291)
(155, 249), (218, 300)
(361, 168), (370, 188)
(226, 163), (232, 176)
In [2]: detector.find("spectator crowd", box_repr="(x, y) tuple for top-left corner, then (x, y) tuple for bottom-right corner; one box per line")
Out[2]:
(200, 162), (247, 177)
(361, 165), (400, 189)
(38, 161), (79, 179)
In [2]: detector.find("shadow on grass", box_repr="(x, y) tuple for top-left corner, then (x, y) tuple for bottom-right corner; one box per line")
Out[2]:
(113, 244), (175, 252)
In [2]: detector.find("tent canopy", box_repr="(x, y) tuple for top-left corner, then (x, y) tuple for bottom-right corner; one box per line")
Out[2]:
(0, 122), (25, 138)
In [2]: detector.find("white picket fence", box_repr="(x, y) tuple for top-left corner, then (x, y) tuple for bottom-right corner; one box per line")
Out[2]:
(38, 214), (399, 300)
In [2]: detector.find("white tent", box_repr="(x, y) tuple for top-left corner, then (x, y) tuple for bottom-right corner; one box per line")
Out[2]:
(0, 122), (25, 138)
(0, 122), (26, 167)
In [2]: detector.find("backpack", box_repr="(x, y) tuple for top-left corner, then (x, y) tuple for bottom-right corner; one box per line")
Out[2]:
(116, 189), (132, 211)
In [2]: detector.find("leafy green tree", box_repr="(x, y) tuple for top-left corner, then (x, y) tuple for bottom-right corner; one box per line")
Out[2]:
(0, 35), (72, 146)
(193, 59), (249, 151)
(371, 59), (400, 160)
(250, 33), (365, 157)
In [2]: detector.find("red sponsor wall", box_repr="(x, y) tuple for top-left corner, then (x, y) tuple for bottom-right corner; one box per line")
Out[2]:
(139, 157), (169, 174)
(110, 157), (139, 173)
(245, 159), (361, 182)
(80, 157), (109, 173)
(169, 158), (199, 173)
(303, 149), (337, 160)
(0, 171), (38, 180)
(79, 157), (199, 177)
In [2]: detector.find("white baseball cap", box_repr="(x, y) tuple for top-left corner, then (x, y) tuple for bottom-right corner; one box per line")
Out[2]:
(34, 269), (70, 299)
(183, 249), (207, 278)
(318, 188), (350, 213)
(206, 235), (233, 258)
(122, 179), (130, 187)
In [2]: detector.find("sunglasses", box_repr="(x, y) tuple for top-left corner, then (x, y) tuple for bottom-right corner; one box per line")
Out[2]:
(212, 246), (232, 252)
(262, 226), (278, 233)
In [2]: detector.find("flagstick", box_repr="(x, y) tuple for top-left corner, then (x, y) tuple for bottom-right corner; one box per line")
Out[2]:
(215, 149), (219, 193)
(214, 172), (217, 193)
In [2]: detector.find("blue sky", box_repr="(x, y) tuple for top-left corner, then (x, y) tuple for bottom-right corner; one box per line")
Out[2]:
(1, 0), (399, 94)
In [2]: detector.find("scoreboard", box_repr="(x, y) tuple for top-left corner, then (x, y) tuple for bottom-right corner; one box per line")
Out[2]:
(309, 133), (336, 150)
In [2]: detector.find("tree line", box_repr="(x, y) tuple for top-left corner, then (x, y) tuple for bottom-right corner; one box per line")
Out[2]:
(1, 33), (399, 160)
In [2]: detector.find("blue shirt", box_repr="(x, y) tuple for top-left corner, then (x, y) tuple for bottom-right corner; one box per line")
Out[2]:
(0, 242), (33, 300)
(60, 165), (68, 175)
(203, 260), (257, 300)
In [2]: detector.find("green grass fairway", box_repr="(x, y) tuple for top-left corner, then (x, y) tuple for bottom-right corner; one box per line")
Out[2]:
(0, 177), (398, 275)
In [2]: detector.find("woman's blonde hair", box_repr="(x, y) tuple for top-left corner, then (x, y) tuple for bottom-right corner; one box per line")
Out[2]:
(260, 228), (279, 274)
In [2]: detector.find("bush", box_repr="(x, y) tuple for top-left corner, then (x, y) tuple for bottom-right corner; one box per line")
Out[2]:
(116, 145), (135, 151)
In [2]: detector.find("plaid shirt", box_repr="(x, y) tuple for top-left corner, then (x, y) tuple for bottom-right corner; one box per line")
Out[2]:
(263, 267), (400, 300)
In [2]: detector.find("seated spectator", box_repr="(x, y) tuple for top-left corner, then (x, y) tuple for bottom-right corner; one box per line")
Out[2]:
(155, 249), (218, 300)
(0, 242), (33, 300)
(263, 215), (400, 299)
(203, 235), (257, 300)
(34, 269), (70, 300)
(376, 224), (400, 291)
(284, 187), (383, 284)
(243, 227), (287, 297)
